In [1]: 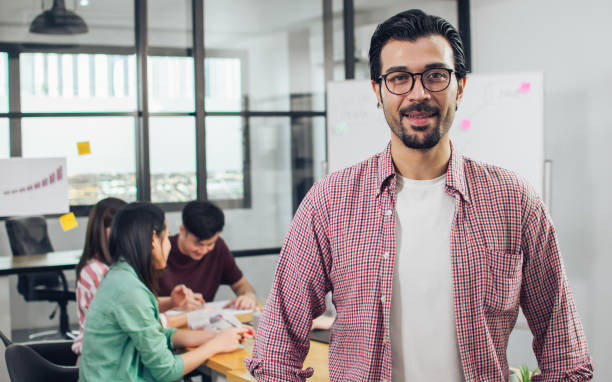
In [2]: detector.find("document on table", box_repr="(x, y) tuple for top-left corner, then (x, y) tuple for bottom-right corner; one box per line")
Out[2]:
(205, 300), (253, 315)
(165, 299), (253, 330)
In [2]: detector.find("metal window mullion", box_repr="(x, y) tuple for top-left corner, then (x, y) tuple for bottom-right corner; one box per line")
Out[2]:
(135, 0), (151, 201)
(192, 0), (207, 201)
(343, 0), (355, 80)
(457, 0), (472, 73)
(8, 51), (21, 157)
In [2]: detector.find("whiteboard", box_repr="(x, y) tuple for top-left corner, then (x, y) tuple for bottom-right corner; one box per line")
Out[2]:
(0, 157), (69, 217)
(326, 72), (544, 195)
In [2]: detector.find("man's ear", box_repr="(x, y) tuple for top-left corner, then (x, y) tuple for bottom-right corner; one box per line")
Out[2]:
(456, 76), (467, 106)
(371, 80), (383, 108)
(179, 224), (185, 237)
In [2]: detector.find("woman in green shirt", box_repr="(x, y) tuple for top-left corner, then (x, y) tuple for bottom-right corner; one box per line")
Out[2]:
(79, 202), (251, 382)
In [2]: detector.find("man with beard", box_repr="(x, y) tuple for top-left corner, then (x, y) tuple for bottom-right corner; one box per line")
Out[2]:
(246, 9), (593, 381)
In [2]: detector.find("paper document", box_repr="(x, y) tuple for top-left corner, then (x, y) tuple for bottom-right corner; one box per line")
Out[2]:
(205, 300), (253, 315)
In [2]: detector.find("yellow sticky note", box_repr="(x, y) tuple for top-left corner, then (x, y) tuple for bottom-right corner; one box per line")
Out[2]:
(77, 141), (91, 155)
(59, 212), (78, 231)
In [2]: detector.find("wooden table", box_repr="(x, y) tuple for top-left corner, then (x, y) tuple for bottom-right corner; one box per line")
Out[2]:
(202, 312), (330, 381)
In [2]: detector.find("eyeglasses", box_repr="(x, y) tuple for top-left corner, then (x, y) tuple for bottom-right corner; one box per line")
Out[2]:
(378, 68), (455, 95)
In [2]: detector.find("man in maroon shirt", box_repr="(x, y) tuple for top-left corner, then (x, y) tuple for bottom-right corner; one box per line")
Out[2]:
(158, 201), (258, 310)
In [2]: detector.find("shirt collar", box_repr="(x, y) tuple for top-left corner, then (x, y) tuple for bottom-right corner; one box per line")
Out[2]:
(446, 142), (471, 204)
(376, 142), (396, 196)
(376, 140), (471, 204)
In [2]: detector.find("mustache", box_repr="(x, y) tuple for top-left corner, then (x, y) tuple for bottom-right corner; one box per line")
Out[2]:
(399, 103), (440, 115)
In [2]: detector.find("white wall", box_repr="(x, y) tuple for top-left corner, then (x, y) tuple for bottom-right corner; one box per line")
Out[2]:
(471, 0), (612, 379)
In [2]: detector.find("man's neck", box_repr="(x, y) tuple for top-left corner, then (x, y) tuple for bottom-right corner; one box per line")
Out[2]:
(390, 134), (451, 180)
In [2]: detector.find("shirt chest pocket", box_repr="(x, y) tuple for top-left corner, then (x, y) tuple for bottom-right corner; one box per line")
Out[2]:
(479, 248), (523, 314)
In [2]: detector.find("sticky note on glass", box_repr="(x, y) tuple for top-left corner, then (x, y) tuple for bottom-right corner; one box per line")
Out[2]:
(59, 212), (78, 231)
(77, 141), (91, 155)
(460, 119), (472, 131)
(519, 82), (531, 93)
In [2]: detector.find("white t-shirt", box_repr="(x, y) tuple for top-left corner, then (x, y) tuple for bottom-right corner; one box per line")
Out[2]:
(390, 173), (464, 381)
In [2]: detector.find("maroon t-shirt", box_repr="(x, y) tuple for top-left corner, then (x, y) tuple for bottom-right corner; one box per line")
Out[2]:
(158, 234), (243, 301)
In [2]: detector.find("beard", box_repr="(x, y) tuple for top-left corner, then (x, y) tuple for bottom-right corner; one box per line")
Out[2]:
(385, 102), (453, 150)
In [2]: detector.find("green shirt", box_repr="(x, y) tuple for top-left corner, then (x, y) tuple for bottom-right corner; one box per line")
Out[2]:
(79, 260), (184, 382)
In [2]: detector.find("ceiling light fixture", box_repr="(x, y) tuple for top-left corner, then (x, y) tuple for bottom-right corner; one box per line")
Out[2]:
(29, 0), (89, 35)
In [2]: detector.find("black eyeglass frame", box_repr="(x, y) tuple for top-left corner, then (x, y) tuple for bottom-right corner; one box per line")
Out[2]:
(378, 68), (455, 95)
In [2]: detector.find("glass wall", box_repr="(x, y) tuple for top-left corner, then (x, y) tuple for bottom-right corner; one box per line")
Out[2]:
(352, 0), (459, 79)
(21, 117), (137, 204)
(0, 52), (7, 158)
(204, 0), (326, 111)
(149, 116), (196, 203)
(20, 53), (137, 112)
(0, 0), (334, 252)
(0, 52), (7, 113)
(0, 119), (8, 158)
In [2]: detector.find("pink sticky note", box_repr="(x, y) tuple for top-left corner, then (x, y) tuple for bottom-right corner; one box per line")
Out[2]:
(519, 82), (531, 93)
(460, 119), (471, 131)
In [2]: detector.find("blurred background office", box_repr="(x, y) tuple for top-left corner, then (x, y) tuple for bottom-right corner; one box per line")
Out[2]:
(0, 0), (610, 380)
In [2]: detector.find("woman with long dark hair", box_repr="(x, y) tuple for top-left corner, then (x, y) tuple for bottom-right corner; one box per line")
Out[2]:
(72, 197), (126, 355)
(79, 202), (251, 381)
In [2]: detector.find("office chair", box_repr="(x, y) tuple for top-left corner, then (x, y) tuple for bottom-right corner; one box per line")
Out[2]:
(1, 328), (78, 382)
(5, 216), (76, 338)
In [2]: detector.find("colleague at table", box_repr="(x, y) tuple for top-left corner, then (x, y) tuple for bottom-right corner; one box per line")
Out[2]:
(79, 202), (252, 382)
(73, 197), (126, 355)
(73, 198), (203, 356)
(158, 201), (258, 310)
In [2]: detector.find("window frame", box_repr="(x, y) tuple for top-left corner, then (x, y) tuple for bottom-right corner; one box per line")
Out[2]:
(0, 43), (255, 214)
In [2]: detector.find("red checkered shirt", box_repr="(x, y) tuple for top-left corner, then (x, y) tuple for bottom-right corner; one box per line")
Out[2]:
(245, 143), (593, 381)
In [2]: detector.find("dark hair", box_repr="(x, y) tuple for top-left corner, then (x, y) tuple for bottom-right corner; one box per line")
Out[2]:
(182, 200), (224, 240)
(108, 202), (166, 294)
(75, 197), (127, 279)
(369, 9), (467, 82)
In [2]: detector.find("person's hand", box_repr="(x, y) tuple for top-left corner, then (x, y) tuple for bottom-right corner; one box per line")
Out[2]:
(208, 326), (254, 354)
(171, 284), (205, 311)
(224, 294), (257, 310)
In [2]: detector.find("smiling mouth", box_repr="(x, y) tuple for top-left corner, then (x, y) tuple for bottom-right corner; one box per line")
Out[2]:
(402, 111), (438, 127)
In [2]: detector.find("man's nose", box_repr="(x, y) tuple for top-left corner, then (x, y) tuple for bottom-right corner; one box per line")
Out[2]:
(406, 75), (430, 102)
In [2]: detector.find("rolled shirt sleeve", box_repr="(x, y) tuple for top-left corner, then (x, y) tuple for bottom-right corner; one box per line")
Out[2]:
(520, 194), (593, 380)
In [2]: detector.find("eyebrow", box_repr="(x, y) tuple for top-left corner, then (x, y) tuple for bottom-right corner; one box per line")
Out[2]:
(384, 62), (452, 74)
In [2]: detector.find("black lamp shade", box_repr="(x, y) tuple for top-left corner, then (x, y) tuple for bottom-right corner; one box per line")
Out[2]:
(29, 0), (88, 35)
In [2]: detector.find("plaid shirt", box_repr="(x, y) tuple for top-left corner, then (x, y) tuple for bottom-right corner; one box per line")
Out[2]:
(246, 143), (593, 381)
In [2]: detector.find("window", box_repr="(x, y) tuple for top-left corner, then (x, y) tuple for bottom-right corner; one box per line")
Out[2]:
(0, 119), (8, 158)
(1, 0), (329, 255)
(205, 117), (245, 201)
(0, 52), (7, 158)
(0, 52), (7, 113)
(149, 116), (196, 203)
(20, 53), (137, 113)
(204, 0), (325, 112)
(21, 117), (137, 204)
(148, 56), (194, 113)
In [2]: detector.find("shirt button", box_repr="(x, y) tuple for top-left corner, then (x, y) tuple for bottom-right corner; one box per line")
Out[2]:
(382, 338), (388, 345)
(384, 209), (393, 216)
(383, 252), (389, 259)
(382, 379), (389, 382)
(381, 296), (386, 303)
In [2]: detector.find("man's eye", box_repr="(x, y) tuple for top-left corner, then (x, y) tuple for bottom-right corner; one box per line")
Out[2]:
(389, 74), (409, 82)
